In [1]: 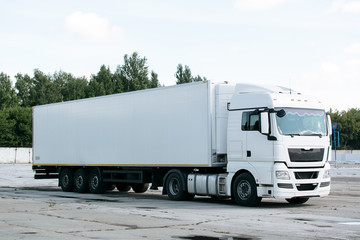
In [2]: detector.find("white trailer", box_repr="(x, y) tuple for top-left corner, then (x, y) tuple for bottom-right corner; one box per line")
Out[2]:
(33, 81), (332, 206)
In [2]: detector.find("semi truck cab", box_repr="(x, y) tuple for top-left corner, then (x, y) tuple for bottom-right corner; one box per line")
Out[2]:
(224, 84), (331, 205)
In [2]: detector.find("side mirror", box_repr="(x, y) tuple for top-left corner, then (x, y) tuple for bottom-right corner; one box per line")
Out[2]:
(327, 115), (332, 135)
(260, 112), (269, 134)
(276, 109), (286, 118)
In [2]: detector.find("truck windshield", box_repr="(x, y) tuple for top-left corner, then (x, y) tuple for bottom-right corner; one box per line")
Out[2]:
(275, 108), (327, 136)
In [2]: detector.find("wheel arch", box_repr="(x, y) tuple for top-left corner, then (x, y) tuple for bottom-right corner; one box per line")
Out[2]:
(229, 161), (260, 187)
(230, 168), (259, 196)
(231, 170), (252, 189)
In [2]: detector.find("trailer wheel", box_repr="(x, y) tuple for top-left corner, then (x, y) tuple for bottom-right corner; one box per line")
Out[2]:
(89, 169), (107, 194)
(116, 183), (131, 192)
(131, 183), (149, 193)
(166, 173), (193, 201)
(286, 197), (309, 204)
(59, 168), (74, 192)
(74, 169), (89, 193)
(232, 172), (262, 206)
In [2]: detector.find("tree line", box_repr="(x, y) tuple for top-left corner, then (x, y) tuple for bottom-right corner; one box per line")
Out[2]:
(0, 52), (206, 147)
(328, 108), (360, 150)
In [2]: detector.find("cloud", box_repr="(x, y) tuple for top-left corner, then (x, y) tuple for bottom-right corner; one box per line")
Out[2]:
(345, 43), (360, 54)
(234, 0), (288, 10)
(64, 11), (122, 41)
(328, 0), (360, 13)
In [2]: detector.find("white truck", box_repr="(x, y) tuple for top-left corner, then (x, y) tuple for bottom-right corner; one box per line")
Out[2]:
(33, 81), (332, 206)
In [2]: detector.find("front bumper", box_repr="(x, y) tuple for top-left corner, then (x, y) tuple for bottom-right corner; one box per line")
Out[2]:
(272, 162), (331, 199)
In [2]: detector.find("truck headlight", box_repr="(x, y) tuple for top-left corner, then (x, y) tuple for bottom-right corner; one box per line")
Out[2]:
(323, 170), (331, 179)
(276, 171), (290, 180)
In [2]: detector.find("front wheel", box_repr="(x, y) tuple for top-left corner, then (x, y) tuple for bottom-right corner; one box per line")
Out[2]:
(286, 197), (309, 204)
(232, 172), (262, 207)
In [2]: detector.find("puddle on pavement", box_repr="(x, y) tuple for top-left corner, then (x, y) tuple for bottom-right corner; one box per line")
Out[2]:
(21, 232), (37, 235)
(175, 235), (260, 240)
(136, 206), (158, 209)
(293, 218), (313, 222)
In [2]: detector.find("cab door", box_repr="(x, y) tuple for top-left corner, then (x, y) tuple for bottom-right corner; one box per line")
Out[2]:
(242, 110), (274, 184)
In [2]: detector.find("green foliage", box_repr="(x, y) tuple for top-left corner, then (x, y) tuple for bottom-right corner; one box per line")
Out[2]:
(15, 73), (33, 107)
(328, 108), (360, 150)
(175, 64), (207, 84)
(175, 64), (192, 84)
(0, 107), (32, 147)
(0, 72), (18, 109)
(150, 71), (160, 88)
(32, 69), (63, 105)
(87, 76), (106, 97)
(53, 71), (87, 101)
(0, 109), (16, 146)
(87, 65), (114, 96)
(119, 52), (150, 91)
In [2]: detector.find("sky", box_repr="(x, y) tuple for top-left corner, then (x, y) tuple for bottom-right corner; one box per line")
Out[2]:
(1, 0), (360, 111)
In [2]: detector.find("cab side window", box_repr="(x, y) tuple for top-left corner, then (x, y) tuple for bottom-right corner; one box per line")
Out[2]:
(242, 111), (260, 131)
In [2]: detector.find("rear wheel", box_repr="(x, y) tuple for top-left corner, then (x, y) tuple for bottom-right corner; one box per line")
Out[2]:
(74, 169), (89, 193)
(89, 168), (107, 194)
(116, 183), (132, 192)
(59, 168), (74, 192)
(166, 173), (194, 201)
(131, 183), (149, 193)
(286, 197), (309, 204)
(232, 172), (262, 206)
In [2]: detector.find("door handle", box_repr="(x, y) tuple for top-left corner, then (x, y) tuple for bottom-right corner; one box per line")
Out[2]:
(247, 151), (251, 157)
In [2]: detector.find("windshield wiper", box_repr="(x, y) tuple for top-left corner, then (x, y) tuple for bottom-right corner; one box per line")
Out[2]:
(288, 133), (301, 137)
(306, 133), (323, 138)
(300, 131), (324, 138)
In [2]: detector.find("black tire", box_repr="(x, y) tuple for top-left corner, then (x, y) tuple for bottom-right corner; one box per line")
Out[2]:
(131, 183), (149, 193)
(232, 172), (262, 206)
(59, 168), (74, 192)
(74, 168), (89, 193)
(286, 197), (309, 204)
(166, 173), (193, 201)
(89, 168), (107, 194)
(116, 183), (131, 192)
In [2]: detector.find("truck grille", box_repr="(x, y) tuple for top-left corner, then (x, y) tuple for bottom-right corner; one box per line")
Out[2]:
(296, 183), (318, 191)
(294, 171), (319, 179)
(288, 148), (324, 162)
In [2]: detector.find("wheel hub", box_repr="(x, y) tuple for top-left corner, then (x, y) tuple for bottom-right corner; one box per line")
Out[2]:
(237, 180), (251, 200)
(169, 178), (179, 195)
